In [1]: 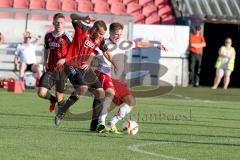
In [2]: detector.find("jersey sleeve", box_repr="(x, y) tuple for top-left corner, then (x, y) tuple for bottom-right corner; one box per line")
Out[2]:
(72, 20), (88, 33)
(99, 39), (108, 52)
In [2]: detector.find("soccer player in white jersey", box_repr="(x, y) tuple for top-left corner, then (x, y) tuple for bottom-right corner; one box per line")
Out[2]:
(95, 22), (167, 133)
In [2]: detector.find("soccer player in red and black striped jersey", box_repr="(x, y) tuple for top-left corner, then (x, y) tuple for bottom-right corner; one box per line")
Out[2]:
(38, 13), (71, 112)
(55, 13), (116, 131)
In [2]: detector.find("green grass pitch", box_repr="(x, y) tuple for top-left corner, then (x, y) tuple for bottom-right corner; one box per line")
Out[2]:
(0, 87), (240, 160)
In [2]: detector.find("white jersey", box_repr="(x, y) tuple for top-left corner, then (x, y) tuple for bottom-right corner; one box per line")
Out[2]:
(15, 43), (37, 64)
(96, 38), (139, 77)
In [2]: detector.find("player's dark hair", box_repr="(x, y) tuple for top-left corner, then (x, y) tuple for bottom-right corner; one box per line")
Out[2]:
(92, 20), (107, 31)
(110, 23), (124, 32)
(53, 13), (65, 20)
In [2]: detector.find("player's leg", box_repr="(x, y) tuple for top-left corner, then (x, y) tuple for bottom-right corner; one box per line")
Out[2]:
(107, 80), (135, 133)
(223, 70), (231, 89)
(94, 71), (116, 130)
(90, 87), (105, 132)
(38, 72), (57, 112)
(98, 88), (115, 123)
(109, 95), (135, 128)
(212, 68), (224, 89)
(54, 70), (68, 108)
(55, 69), (88, 126)
(19, 63), (27, 81)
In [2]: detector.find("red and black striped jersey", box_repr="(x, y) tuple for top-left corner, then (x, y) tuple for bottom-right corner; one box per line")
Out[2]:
(66, 21), (108, 68)
(44, 31), (72, 72)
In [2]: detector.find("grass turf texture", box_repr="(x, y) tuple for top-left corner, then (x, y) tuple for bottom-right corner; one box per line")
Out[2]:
(0, 87), (240, 160)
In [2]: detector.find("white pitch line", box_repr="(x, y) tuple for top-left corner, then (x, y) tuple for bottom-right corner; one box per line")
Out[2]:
(172, 94), (216, 103)
(128, 142), (185, 160)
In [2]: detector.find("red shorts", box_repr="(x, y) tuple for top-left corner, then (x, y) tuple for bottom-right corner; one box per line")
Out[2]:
(95, 70), (131, 106)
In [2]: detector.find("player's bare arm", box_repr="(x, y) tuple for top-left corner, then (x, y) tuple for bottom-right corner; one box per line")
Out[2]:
(138, 41), (168, 51)
(103, 51), (118, 73)
(70, 14), (95, 24)
(43, 48), (49, 71)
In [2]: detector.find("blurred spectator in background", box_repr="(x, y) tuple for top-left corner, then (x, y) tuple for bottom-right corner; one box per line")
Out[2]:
(188, 26), (206, 87)
(212, 38), (235, 89)
(0, 32), (5, 45)
(14, 31), (42, 81)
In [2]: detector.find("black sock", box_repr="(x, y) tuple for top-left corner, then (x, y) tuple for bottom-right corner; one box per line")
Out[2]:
(90, 98), (104, 131)
(57, 99), (65, 107)
(43, 91), (57, 103)
(61, 93), (79, 113)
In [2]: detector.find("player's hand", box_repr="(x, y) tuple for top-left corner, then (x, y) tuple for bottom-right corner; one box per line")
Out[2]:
(43, 62), (48, 71)
(158, 44), (168, 51)
(80, 62), (90, 70)
(84, 16), (95, 24)
(57, 58), (66, 65)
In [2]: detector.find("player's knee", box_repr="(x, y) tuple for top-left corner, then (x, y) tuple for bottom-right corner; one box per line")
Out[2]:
(106, 89), (115, 98)
(127, 95), (136, 107)
(95, 88), (105, 99)
(76, 86), (88, 95)
(56, 92), (64, 102)
(38, 90), (45, 98)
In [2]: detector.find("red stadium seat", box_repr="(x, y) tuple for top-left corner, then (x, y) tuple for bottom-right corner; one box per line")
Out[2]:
(158, 5), (172, 16)
(127, 2), (141, 14)
(46, 0), (61, 11)
(13, 0), (29, 8)
(75, 0), (91, 2)
(108, 0), (123, 5)
(131, 12), (145, 24)
(61, 0), (77, 11)
(94, 2), (110, 14)
(111, 2), (127, 15)
(161, 14), (176, 24)
(29, 0), (45, 9)
(0, 0), (13, 8)
(29, 0), (46, 20)
(91, 0), (107, 4)
(123, 0), (136, 5)
(75, 0), (90, 1)
(139, 0), (153, 6)
(77, 1), (94, 13)
(155, 0), (168, 6)
(142, 4), (157, 16)
(145, 13), (160, 24)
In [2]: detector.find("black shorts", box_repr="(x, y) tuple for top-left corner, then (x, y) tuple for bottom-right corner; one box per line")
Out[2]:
(39, 71), (67, 93)
(26, 64), (33, 71)
(68, 67), (102, 89)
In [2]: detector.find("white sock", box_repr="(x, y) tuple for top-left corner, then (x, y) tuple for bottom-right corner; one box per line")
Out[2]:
(109, 103), (132, 126)
(98, 96), (113, 124)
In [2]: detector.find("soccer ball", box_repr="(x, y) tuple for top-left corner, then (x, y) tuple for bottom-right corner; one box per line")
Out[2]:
(123, 120), (139, 135)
